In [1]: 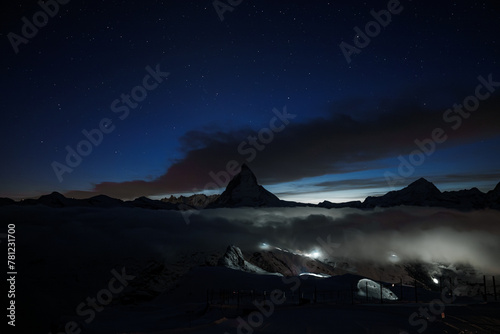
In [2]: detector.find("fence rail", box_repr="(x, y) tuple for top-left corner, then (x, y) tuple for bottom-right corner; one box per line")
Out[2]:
(205, 275), (497, 308)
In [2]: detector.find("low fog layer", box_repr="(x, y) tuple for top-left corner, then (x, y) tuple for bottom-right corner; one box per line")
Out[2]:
(3, 205), (500, 275)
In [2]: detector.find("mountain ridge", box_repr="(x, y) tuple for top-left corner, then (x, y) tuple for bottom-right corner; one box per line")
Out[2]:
(2, 167), (499, 211)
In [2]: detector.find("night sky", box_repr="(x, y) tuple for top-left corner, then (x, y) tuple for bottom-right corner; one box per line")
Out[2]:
(1, 0), (499, 203)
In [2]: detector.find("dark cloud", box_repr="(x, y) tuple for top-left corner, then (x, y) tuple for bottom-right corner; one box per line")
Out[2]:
(435, 172), (500, 186)
(308, 173), (500, 194)
(4, 206), (500, 274)
(66, 94), (500, 199)
(313, 178), (391, 191)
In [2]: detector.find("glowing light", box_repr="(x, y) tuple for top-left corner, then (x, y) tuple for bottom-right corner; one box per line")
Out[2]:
(432, 277), (439, 284)
(387, 252), (399, 263)
(259, 242), (270, 250)
(305, 249), (322, 259)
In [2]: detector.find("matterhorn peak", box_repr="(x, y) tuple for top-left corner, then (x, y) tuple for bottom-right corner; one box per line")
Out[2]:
(228, 163), (259, 189)
(208, 163), (282, 208)
(240, 163), (250, 171)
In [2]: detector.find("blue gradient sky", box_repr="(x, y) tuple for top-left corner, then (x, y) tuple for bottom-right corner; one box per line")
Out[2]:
(1, 0), (499, 202)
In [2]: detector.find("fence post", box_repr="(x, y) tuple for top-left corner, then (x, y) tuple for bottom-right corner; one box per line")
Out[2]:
(450, 277), (454, 300)
(414, 279), (418, 303)
(493, 276), (497, 301)
(380, 282), (383, 304)
(484, 275), (487, 301)
(400, 277), (403, 301)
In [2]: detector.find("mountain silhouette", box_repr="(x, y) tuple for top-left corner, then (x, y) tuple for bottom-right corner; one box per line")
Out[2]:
(2, 170), (499, 211)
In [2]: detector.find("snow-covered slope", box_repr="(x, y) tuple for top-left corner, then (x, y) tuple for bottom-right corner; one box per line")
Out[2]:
(218, 245), (281, 275)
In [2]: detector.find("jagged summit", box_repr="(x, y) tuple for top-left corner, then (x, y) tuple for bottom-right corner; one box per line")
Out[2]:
(218, 245), (278, 275)
(209, 164), (282, 208)
(237, 163), (258, 184)
(218, 245), (246, 268)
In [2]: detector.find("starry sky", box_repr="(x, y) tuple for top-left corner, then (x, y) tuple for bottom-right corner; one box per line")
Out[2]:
(1, 0), (499, 203)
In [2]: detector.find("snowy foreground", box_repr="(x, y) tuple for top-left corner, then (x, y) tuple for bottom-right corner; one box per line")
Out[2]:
(85, 266), (500, 334)
(1, 205), (500, 333)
